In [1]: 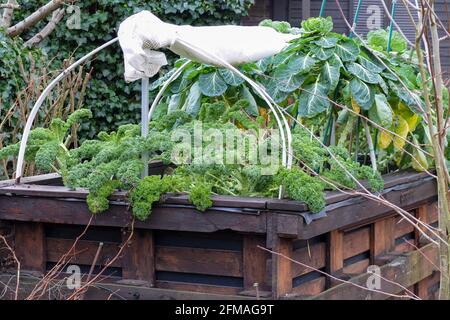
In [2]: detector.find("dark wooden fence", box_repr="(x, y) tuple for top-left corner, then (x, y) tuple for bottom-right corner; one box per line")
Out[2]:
(0, 171), (440, 299)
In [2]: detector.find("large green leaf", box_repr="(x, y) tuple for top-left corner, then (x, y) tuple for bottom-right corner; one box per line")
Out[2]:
(313, 35), (339, 48)
(378, 77), (389, 95)
(168, 92), (184, 114)
(183, 82), (202, 117)
(273, 51), (295, 67)
(358, 56), (384, 73)
(347, 62), (382, 84)
(382, 71), (398, 81)
(274, 64), (307, 93)
(240, 87), (259, 116)
(264, 79), (289, 103)
(369, 94), (393, 127)
(349, 78), (374, 110)
(198, 71), (228, 97)
(288, 53), (317, 73)
(388, 80), (424, 114)
(335, 39), (360, 62)
(321, 60), (340, 92)
(297, 80), (330, 117)
(169, 74), (189, 94)
(311, 45), (335, 61)
(218, 68), (245, 86)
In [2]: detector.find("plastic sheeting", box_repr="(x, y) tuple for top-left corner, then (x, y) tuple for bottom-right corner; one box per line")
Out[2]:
(118, 11), (298, 82)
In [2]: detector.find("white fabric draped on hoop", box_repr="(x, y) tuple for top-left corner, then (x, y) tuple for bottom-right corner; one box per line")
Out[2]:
(117, 10), (298, 82)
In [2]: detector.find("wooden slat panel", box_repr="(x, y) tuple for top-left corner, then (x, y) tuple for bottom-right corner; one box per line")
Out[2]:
(395, 240), (414, 253)
(310, 243), (438, 300)
(427, 202), (438, 224)
(371, 216), (396, 263)
(291, 242), (326, 278)
(14, 222), (46, 273)
(290, 277), (326, 296)
(343, 259), (370, 275)
(297, 176), (437, 239)
(395, 215), (415, 239)
(155, 246), (243, 277)
(46, 238), (121, 268)
(122, 229), (155, 284)
(243, 235), (269, 290)
(0, 196), (267, 234)
(272, 237), (292, 298)
(343, 227), (370, 260)
(326, 230), (344, 288)
(156, 280), (242, 296)
(327, 230), (343, 270)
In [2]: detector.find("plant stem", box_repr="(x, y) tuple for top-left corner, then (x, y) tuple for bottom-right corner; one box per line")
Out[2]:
(416, 6), (450, 298)
(363, 119), (377, 171)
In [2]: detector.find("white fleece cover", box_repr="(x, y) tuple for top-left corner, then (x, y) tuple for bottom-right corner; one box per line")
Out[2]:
(118, 11), (297, 82)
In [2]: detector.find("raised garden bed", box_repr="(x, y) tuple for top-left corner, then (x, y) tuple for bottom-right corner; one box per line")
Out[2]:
(0, 170), (440, 300)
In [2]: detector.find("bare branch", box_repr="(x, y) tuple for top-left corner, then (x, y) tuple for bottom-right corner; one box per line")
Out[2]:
(1, 0), (18, 28)
(0, 3), (19, 9)
(25, 8), (65, 48)
(6, 0), (63, 37)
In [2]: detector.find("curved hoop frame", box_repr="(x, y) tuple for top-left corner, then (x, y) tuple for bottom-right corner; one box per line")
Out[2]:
(15, 36), (293, 185)
(15, 37), (120, 182)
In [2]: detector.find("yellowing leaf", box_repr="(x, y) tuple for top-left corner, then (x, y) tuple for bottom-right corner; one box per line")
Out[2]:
(397, 102), (420, 131)
(351, 97), (361, 114)
(393, 115), (409, 150)
(412, 148), (429, 171)
(378, 129), (392, 149)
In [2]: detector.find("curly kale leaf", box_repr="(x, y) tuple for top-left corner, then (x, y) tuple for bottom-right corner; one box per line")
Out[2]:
(86, 180), (120, 214)
(189, 182), (213, 211)
(35, 140), (60, 172)
(277, 167), (326, 213)
(130, 175), (181, 220)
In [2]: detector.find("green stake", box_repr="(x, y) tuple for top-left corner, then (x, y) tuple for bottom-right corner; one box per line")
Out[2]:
(319, 0), (327, 17)
(349, 0), (363, 38)
(387, 0), (397, 52)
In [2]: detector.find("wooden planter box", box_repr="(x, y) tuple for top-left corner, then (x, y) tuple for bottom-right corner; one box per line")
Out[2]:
(0, 170), (440, 300)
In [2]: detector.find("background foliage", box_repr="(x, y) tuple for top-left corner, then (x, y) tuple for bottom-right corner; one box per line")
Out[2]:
(14, 0), (254, 138)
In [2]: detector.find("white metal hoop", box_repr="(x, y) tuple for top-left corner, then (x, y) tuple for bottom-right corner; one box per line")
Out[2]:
(15, 37), (120, 182)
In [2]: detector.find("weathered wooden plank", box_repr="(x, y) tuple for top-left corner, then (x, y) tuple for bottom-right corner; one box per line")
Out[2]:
(0, 274), (252, 300)
(155, 246), (243, 277)
(395, 241), (414, 253)
(0, 196), (267, 234)
(291, 276), (326, 296)
(122, 230), (155, 285)
(0, 184), (268, 209)
(371, 216), (396, 263)
(271, 237), (292, 298)
(243, 235), (269, 290)
(14, 222), (46, 273)
(297, 177), (437, 240)
(427, 202), (438, 224)
(343, 259), (370, 275)
(308, 243), (438, 300)
(343, 227), (370, 260)
(291, 242), (326, 278)
(395, 215), (416, 239)
(0, 173), (61, 188)
(46, 238), (121, 268)
(155, 281), (242, 296)
(327, 230), (344, 287)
